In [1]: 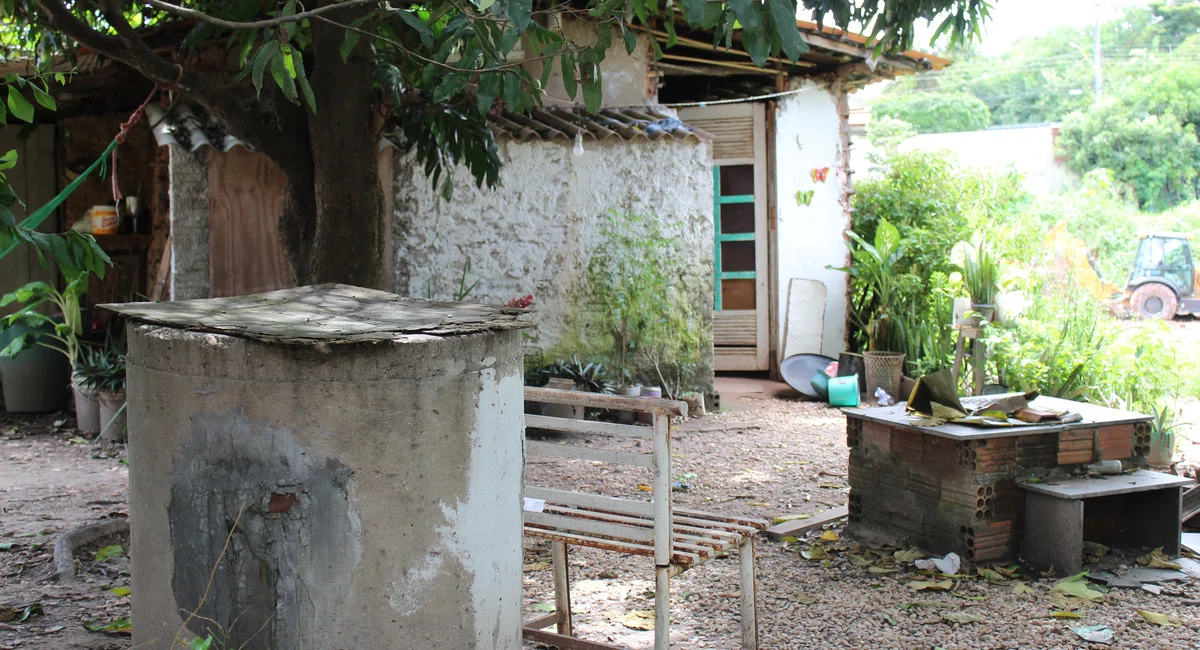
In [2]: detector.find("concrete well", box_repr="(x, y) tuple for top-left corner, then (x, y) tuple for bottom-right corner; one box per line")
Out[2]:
(102, 284), (527, 650)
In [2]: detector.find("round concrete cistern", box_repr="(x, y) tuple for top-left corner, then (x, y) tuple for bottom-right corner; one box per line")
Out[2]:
(102, 285), (528, 650)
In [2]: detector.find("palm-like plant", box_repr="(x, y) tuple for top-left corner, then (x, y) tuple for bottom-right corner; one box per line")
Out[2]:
(830, 218), (905, 352)
(0, 276), (89, 369)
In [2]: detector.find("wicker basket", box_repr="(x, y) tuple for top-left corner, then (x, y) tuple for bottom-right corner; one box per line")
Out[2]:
(864, 351), (906, 403)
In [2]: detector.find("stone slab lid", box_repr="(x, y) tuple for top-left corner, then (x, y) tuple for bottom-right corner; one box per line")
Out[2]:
(100, 284), (528, 345)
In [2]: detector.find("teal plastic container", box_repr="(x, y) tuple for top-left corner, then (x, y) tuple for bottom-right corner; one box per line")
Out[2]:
(828, 374), (860, 407)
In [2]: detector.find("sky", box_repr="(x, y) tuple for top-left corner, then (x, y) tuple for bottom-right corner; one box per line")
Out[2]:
(947, 0), (1138, 55)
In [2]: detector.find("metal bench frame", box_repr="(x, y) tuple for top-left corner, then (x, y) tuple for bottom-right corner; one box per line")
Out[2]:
(522, 387), (765, 650)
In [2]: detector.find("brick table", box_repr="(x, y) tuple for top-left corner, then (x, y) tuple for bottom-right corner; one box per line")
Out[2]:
(844, 396), (1153, 563)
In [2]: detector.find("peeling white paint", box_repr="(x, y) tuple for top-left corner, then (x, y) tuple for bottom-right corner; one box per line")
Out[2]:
(433, 366), (525, 648)
(387, 553), (447, 616)
(774, 82), (852, 359)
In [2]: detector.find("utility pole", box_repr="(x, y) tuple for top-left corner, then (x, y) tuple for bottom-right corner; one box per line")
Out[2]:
(1093, 5), (1103, 102)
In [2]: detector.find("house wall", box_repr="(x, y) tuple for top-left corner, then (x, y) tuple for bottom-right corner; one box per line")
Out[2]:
(899, 124), (1075, 195)
(393, 137), (715, 392)
(0, 126), (57, 317)
(773, 81), (852, 360)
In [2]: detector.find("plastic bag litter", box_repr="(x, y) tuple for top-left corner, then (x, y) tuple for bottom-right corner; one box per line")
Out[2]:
(1073, 625), (1114, 645)
(915, 552), (961, 575)
(874, 388), (895, 406)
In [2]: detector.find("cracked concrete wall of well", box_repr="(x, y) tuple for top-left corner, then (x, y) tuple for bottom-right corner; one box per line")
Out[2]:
(125, 324), (524, 649)
(393, 137), (715, 391)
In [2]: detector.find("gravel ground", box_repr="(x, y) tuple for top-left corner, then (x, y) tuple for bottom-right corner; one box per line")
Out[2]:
(522, 398), (1200, 650)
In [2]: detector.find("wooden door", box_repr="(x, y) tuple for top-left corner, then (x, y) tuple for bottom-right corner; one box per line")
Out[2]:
(679, 104), (769, 371)
(208, 147), (295, 297)
(0, 126), (57, 316)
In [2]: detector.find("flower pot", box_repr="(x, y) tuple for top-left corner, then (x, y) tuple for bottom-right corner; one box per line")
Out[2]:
(0, 321), (71, 413)
(993, 291), (1026, 324)
(73, 381), (101, 433)
(617, 384), (641, 424)
(638, 386), (662, 425)
(863, 351), (906, 405)
(544, 377), (584, 420)
(952, 297), (973, 327)
(97, 390), (127, 443)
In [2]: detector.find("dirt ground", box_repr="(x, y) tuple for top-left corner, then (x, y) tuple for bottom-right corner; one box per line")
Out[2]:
(1, 319), (1198, 649)
(0, 413), (129, 650)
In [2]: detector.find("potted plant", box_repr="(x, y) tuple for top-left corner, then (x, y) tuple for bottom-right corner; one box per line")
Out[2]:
(954, 240), (1000, 326)
(69, 343), (105, 433)
(0, 278), (88, 414)
(541, 357), (614, 420)
(74, 331), (126, 442)
(830, 218), (907, 402)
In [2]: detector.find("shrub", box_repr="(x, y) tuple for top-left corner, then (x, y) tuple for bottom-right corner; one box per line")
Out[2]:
(872, 92), (992, 134)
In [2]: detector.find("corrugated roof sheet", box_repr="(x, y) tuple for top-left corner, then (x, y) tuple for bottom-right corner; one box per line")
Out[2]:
(488, 106), (710, 142)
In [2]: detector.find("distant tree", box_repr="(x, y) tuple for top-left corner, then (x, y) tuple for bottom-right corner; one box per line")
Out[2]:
(871, 91), (990, 133)
(864, 115), (915, 165)
(1057, 101), (1200, 211)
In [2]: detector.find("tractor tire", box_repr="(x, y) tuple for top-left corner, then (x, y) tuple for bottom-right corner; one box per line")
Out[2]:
(1130, 283), (1179, 320)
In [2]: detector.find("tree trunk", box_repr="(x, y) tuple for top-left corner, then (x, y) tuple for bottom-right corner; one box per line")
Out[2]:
(288, 0), (384, 290)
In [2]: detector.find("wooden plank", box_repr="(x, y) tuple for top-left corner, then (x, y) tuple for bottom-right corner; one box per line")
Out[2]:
(524, 486), (653, 517)
(525, 386), (687, 417)
(525, 510), (654, 544)
(526, 440), (652, 468)
(1021, 470), (1193, 499)
(150, 235), (172, 301)
(525, 414), (650, 439)
(1179, 484), (1199, 523)
(543, 504), (744, 544)
(207, 147), (295, 297)
(762, 506), (849, 540)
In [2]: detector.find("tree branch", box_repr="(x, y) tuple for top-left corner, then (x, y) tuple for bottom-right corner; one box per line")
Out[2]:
(143, 0), (388, 30)
(34, 0), (311, 178)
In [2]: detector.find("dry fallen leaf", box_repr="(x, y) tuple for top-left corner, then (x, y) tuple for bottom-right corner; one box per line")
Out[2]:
(619, 610), (656, 630)
(1050, 611), (1083, 619)
(788, 591), (819, 605)
(1138, 609), (1183, 627)
(908, 579), (954, 591)
(801, 544), (830, 561)
(820, 530), (840, 542)
(773, 513), (812, 525)
(1012, 582), (1033, 595)
(523, 562), (551, 572)
(895, 547), (925, 563)
(1137, 548), (1182, 571)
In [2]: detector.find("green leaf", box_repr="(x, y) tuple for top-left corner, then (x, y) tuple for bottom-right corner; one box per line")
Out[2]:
(280, 0), (297, 38)
(680, 0), (706, 25)
(340, 16), (367, 62)
(477, 0), (496, 9)
(394, 9), (434, 49)
(623, 29), (638, 55)
(294, 57), (316, 113)
(765, 0), (806, 61)
(432, 72), (470, 104)
(189, 637), (214, 650)
(109, 587), (130, 597)
(281, 45), (297, 78)
(874, 218), (902, 259)
(580, 60), (602, 112)
(502, 0), (532, 30)
(0, 148), (16, 171)
(54, 72), (66, 85)
(561, 51), (577, 100)
(251, 41), (280, 96)
(94, 545), (125, 562)
(501, 71), (522, 110)
(477, 71), (501, 114)
(7, 86), (34, 123)
(270, 53), (298, 103)
(31, 84), (55, 111)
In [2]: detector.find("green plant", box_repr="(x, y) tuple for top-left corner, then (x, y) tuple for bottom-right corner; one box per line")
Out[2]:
(0, 278), (90, 369)
(585, 210), (704, 387)
(74, 330), (127, 394)
(830, 218), (904, 352)
(544, 356), (614, 394)
(955, 240), (1000, 305)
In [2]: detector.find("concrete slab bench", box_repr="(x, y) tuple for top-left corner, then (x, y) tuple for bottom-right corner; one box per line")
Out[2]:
(1021, 470), (1193, 574)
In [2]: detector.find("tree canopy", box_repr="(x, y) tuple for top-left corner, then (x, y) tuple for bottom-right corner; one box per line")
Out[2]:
(2, 0), (992, 288)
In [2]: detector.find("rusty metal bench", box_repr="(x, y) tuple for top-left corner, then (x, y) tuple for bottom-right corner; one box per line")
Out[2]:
(522, 387), (767, 650)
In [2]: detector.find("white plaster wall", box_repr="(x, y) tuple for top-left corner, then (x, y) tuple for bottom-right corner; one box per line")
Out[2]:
(900, 124), (1076, 195)
(773, 82), (850, 360)
(394, 137), (715, 387)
